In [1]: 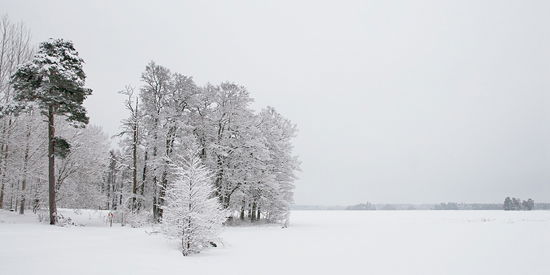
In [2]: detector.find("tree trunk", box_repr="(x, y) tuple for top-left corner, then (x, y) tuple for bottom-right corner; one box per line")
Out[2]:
(0, 182), (3, 209)
(0, 117), (12, 209)
(131, 119), (138, 211)
(140, 150), (147, 197)
(152, 144), (159, 222)
(106, 163), (111, 210)
(158, 171), (167, 219)
(19, 163), (28, 215)
(32, 180), (40, 213)
(251, 202), (257, 221)
(48, 106), (57, 225)
(240, 201), (245, 220)
(157, 126), (176, 220)
(110, 174), (116, 209)
(8, 181), (14, 210)
(19, 115), (32, 215)
(137, 150), (147, 211)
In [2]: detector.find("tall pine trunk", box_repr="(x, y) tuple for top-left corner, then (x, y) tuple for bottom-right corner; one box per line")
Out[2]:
(47, 106), (57, 225)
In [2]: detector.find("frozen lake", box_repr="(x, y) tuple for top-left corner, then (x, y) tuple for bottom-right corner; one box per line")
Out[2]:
(1, 210), (549, 275)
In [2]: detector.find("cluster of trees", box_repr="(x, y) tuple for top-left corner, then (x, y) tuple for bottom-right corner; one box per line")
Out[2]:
(503, 197), (534, 211)
(110, 61), (299, 226)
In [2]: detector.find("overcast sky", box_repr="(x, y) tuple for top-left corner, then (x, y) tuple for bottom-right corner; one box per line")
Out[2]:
(2, 0), (549, 205)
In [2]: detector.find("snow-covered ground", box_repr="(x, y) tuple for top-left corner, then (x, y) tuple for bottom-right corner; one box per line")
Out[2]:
(1, 209), (549, 275)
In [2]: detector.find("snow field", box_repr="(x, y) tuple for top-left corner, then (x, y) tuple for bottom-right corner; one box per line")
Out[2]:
(1, 210), (549, 275)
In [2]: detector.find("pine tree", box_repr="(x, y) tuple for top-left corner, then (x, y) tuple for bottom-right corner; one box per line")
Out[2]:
(161, 148), (226, 256)
(10, 38), (92, 224)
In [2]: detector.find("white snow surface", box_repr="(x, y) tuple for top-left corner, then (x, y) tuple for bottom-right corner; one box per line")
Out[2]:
(1, 209), (549, 275)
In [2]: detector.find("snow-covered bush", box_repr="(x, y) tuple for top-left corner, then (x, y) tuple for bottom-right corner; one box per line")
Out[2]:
(37, 209), (77, 226)
(161, 149), (227, 256)
(122, 209), (153, 228)
(37, 209), (48, 223)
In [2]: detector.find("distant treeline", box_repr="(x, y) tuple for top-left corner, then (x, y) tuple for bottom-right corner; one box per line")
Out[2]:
(292, 202), (550, 211)
(345, 202), (508, 210)
(432, 202), (502, 210)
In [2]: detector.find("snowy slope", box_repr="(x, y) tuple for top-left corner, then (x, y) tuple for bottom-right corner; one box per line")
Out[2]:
(1, 210), (549, 275)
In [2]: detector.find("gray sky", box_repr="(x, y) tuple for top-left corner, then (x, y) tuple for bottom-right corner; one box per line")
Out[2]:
(2, 0), (549, 205)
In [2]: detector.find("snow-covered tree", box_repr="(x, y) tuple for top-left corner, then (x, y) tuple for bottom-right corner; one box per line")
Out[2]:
(0, 15), (33, 211)
(10, 38), (92, 224)
(54, 123), (110, 209)
(259, 107), (300, 226)
(139, 61), (172, 221)
(117, 85), (143, 211)
(15, 108), (45, 214)
(161, 148), (226, 256)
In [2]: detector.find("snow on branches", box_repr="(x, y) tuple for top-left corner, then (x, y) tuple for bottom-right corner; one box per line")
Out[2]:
(161, 148), (227, 256)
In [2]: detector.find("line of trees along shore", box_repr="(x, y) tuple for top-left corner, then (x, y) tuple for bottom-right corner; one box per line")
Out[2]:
(344, 200), (540, 211)
(0, 15), (299, 229)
